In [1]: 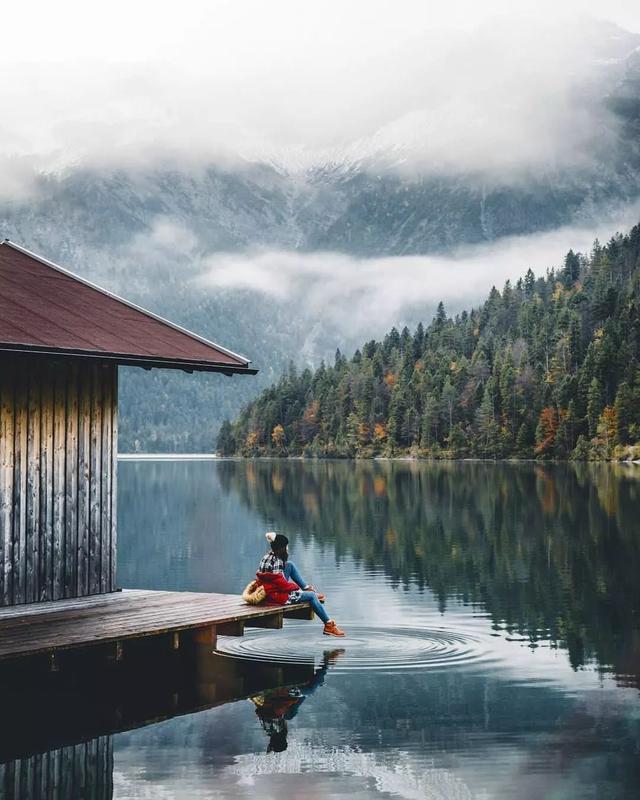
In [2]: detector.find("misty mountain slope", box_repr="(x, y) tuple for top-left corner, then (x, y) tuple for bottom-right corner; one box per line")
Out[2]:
(116, 289), (308, 452)
(301, 171), (597, 254)
(4, 152), (640, 267)
(301, 46), (640, 254)
(2, 39), (640, 262)
(0, 165), (305, 256)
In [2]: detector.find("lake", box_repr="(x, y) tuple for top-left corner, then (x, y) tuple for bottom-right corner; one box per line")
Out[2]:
(21, 459), (640, 798)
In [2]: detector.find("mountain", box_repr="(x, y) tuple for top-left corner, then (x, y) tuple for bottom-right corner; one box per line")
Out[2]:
(3, 33), (640, 259)
(1, 29), (640, 451)
(222, 222), (640, 461)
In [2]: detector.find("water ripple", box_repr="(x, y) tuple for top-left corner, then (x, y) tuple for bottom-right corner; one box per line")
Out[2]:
(215, 623), (500, 673)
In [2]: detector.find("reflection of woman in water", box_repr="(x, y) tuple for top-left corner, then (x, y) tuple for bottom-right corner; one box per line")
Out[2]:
(256, 532), (345, 637)
(251, 650), (343, 753)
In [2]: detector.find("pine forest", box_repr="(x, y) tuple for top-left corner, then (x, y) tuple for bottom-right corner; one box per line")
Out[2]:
(219, 223), (640, 461)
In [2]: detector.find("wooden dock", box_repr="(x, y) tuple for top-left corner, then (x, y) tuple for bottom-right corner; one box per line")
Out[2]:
(0, 589), (313, 662)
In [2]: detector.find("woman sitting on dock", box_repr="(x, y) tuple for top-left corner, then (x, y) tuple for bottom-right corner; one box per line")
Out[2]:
(256, 532), (345, 637)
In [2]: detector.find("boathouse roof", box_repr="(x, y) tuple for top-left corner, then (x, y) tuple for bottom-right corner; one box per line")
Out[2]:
(0, 240), (256, 374)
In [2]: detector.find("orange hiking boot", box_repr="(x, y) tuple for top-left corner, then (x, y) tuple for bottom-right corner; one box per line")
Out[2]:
(323, 620), (346, 637)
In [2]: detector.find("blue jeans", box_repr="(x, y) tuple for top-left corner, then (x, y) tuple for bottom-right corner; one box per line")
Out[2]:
(284, 561), (330, 624)
(284, 561), (307, 590)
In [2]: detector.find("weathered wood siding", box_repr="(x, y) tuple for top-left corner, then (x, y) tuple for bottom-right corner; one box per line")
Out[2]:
(0, 355), (117, 606)
(0, 737), (113, 800)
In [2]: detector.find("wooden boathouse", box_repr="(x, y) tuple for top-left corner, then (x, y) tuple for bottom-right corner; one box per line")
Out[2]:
(0, 240), (310, 665)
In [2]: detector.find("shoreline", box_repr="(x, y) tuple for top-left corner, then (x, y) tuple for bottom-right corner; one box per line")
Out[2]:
(118, 453), (219, 461)
(118, 453), (640, 465)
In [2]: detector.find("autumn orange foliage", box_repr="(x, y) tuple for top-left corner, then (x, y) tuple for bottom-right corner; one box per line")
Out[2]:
(534, 407), (559, 456)
(271, 424), (285, 447)
(597, 405), (618, 448)
(357, 422), (371, 444)
(373, 422), (387, 441)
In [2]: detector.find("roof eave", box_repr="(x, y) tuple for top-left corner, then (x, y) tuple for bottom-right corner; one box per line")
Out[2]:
(0, 344), (259, 376)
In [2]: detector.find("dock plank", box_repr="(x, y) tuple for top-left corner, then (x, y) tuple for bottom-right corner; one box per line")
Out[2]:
(0, 589), (311, 660)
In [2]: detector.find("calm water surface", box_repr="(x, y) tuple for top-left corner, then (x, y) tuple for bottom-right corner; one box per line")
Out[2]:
(111, 460), (640, 799)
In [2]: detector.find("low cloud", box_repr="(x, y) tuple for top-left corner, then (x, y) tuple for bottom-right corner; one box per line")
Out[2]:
(0, 6), (638, 194)
(198, 202), (640, 346)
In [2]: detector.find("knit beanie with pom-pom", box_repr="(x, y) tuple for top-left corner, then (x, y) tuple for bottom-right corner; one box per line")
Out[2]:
(265, 531), (289, 550)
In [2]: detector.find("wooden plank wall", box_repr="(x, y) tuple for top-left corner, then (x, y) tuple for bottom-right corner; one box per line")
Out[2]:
(0, 355), (117, 606)
(0, 737), (113, 800)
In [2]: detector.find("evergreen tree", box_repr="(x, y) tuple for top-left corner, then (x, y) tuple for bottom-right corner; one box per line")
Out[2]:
(571, 435), (592, 460)
(561, 249), (581, 287)
(515, 421), (534, 457)
(476, 385), (499, 457)
(421, 394), (440, 450)
(441, 377), (457, 442)
(216, 420), (236, 456)
(587, 378), (603, 438)
(614, 382), (634, 444)
(524, 268), (536, 299)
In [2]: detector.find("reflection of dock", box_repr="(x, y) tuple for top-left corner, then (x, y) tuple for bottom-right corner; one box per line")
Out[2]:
(0, 625), (316, 765)
(0, 589), (312, 663)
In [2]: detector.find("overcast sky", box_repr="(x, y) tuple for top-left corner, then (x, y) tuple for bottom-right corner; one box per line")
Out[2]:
(1, 0), (640, 182)
(3, 1), (640, 63)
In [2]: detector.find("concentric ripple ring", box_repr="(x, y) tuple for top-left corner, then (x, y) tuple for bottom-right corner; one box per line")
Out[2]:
(215, 623), (498, 673)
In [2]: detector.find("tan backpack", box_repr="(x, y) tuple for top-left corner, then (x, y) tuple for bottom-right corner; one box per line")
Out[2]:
(242, 579), (267, 605)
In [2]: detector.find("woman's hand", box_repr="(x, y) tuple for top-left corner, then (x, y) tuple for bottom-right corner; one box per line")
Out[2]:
(304, 585), (326, 602)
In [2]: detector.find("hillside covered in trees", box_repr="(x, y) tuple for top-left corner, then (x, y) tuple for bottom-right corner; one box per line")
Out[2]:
(219, 222), (640, 460)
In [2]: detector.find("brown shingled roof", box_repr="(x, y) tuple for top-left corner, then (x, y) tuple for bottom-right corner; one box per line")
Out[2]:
(0, 241), (256, 375)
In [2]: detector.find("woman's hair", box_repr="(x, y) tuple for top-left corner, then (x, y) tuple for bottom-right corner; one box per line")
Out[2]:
(267, 728), (288, 753)
(265, 531), (289, 551)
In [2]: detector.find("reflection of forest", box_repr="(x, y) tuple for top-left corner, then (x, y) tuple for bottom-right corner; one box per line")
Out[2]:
(218, 460), (640, 676)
